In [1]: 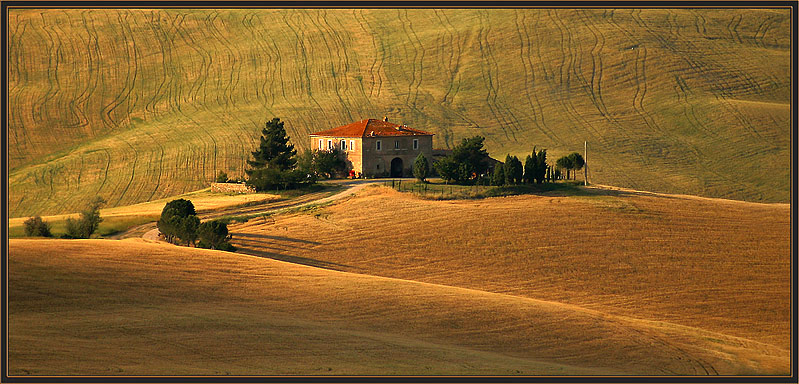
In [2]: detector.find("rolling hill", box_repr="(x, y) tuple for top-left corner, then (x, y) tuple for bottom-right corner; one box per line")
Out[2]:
(8, 238), (788, 375)
(228, 186), (791, 350)
(7, 8), (791, 216)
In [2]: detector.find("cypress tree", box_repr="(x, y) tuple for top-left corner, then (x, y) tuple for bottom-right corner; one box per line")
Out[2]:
(491, 163), (505, 186)
(413, 153), (430, 182)
(523, 154), (535, 184)
(505, 155), (523, 185)
(534, 149), (547, 184)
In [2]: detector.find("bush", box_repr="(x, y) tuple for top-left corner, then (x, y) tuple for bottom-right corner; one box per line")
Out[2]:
(434, 156), (460, 184)
(413, 153), (430, 182)
(23, 216), (52, 237)
(197, 220), (235, 251)
(158, 199), (198, 244)
(63, 196), (105, 239)
(246, 168), (310, 191)
(216, 171), (229, 183)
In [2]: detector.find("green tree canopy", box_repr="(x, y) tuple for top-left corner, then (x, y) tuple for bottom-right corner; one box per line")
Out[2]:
(533, 148), (547, 184)
(504, 155), (523, 185)
(246, 118), (297, 173)
(24, 216), (52, 237)
(64, 196), (106, 239)
(435, 136), (490, 184)
(491, 163), (505, 186)
(158, 199), (197, 244)
(413, 153), (430, 182)
(198, 220), (235, 251)
(556, 155), (575, 180)
(568, 152), (585, 172)
(434, 156), (460, 184)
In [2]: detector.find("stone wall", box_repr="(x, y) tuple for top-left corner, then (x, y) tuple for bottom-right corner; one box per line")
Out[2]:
(210, 182), (256, 194)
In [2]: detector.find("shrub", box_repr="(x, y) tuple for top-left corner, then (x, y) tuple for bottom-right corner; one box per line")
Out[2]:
(158, 199), (198, 244)
(63, 196), (105, 239)
(434, 156), (460, 184)
(197, 220), (235, 251)
(216, 171), (229, 183)
(23, 216), (52, 237)
(413, 153), (430, 182)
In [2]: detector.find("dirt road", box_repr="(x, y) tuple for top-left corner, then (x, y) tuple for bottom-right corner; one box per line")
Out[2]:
(135, 179), (386, 243)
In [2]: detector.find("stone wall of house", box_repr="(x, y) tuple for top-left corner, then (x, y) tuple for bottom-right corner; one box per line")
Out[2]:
(361, 135), (434, 177)
(210, 182), (256, 194)
(310, 136), (363, 175)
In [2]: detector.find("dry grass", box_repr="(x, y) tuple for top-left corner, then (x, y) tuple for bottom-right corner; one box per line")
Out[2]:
(7, 9), (791, 217)
(9, 237), (788, 375)
(229, 186), (791, 352)
(8, 189), (279, 237)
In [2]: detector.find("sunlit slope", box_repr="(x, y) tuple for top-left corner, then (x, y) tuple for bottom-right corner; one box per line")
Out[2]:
(9, 239), (788, 375)
(8, 9), (791, 216)
(229, 187), (791, 351)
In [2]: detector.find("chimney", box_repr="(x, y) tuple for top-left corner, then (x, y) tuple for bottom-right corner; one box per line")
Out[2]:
(383, 116), (389, 122)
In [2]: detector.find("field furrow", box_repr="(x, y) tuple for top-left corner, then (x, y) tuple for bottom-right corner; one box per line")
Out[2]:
(7, 9), (790, 217)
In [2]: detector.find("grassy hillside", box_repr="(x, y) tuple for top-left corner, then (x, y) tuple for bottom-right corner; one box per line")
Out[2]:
(8, 8), (791, 216)
(229, 187), (791, 351)
(9, 238), (788, 375)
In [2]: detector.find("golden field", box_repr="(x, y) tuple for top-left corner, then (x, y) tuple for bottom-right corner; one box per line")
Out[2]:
(229, 187), (790, 349)
(8, 189), (279, 237)
(8, 187), (791, 375)
(7, 8), (791, 217)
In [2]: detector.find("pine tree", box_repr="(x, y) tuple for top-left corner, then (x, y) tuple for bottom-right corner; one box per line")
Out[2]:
(246, 118), (297, 173)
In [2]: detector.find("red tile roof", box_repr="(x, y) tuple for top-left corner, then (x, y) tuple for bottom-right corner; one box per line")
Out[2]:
(310, 119), (433, 137)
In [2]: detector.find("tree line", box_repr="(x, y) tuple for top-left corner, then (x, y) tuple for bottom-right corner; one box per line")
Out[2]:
(414, 134), (585, 187)
(156, 198), (236, 251)
(228, 118), (587, 191)
(23, 196), (106, 238)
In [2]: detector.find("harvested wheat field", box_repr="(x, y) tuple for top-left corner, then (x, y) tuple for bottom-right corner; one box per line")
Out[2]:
(8, 9), (790, 217)
(8, 232), (788, 375)
(226, 187), (791, 366)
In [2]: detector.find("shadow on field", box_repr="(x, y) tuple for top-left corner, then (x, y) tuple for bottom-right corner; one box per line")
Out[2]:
(583, 186), (680, 200)
(232, 233), (352, 271)
(234, 233), (321, 245)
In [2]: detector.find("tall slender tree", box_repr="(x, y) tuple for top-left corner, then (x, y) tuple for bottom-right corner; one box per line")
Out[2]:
(413, 153), (430, 182)
(491, 163), (505, 186)
(504, 155), (523, 185)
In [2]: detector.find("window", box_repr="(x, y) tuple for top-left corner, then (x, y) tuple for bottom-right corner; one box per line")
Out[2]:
(319, 139), (323, 150)
(376, 164), (380, 170)
(328, 140), (333, 150)
(350, 140), (355, 151)
(376, 140), (381, 151)
(413, 139), (418, 150)
(394, 140), (399, 149)
(341, 140), (346, 151)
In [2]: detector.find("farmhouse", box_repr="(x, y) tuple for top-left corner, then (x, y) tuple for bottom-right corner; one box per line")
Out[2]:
(309, 118), (434, 178)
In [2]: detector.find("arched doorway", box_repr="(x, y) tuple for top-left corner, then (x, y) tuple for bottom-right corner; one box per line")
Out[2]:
(390, 157), (404, 177)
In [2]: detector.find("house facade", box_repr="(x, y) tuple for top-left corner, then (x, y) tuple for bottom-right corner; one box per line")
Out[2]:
(309, 118), (434, 178)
